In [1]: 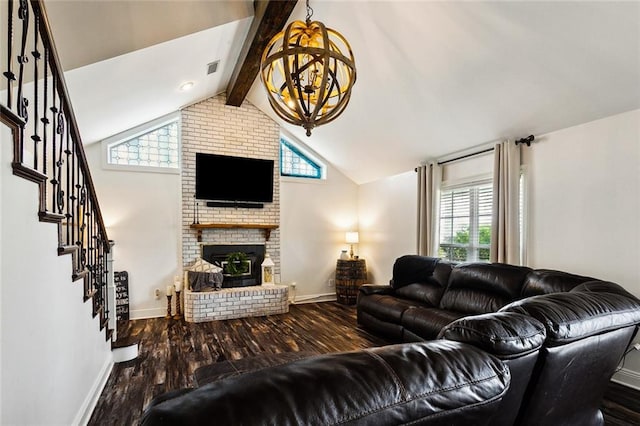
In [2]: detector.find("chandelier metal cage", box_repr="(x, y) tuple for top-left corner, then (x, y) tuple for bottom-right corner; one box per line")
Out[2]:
(260, 1), (356, 136)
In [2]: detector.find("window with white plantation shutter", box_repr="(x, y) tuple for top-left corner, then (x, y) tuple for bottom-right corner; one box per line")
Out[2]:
(439, 181), (493, 262)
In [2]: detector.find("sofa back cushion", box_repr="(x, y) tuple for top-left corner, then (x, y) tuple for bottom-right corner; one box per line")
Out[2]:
(439, 263), (532, 314)
(521, 269), (594, 298)
(390, 255), (440, 288)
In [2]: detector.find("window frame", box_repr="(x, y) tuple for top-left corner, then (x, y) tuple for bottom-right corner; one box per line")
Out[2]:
(101, 111), (181, 174)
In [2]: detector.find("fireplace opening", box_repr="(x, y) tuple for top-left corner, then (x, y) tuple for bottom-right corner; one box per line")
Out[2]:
(201, 244), (265, 288)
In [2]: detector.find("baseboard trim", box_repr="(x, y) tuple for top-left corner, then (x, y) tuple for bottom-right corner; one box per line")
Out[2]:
(129, 295), (340, 318)
(612, 368), (640, 391)
(129, 307), (166, 320)
(292, 292), (337, 304)
(74, 355), (113, 426)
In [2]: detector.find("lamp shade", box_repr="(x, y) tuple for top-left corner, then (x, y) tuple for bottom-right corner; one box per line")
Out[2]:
(345, 232), (359, 244)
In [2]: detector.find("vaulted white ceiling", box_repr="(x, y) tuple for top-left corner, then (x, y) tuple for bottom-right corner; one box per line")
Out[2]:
(46, 0), (640, 184)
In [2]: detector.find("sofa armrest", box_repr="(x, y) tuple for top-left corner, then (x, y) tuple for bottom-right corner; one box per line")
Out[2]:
(358, 284), (394, 296)
(438, 312), (546, 359)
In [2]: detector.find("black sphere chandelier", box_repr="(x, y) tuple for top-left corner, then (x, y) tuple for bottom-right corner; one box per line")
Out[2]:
(260, 0), (356, 136)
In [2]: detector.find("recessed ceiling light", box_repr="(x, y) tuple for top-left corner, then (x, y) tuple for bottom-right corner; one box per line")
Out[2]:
(179, 81), (195, 91)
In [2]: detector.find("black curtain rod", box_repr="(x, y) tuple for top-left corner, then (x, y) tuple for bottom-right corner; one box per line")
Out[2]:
(437, 147), (494, 166)
(414, 135), (535, 170)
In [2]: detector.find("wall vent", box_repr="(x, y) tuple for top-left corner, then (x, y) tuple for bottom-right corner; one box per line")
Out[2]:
(207, 60), (220, 75)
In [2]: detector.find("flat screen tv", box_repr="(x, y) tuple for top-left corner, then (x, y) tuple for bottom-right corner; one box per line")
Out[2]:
(195, 153), (274, 203)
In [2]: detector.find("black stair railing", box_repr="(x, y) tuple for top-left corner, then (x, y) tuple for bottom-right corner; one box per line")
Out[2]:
(1, 0), (112, 339)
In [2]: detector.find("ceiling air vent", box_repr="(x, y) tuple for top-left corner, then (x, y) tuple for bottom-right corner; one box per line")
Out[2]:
(207, 60), (220, 75)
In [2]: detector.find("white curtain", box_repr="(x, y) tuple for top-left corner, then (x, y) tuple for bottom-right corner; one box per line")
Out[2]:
(417, 163), (442, 256)
(490, 141), (521, 264)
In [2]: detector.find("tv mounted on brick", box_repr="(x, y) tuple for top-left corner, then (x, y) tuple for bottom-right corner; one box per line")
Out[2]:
(195, 153), (274, 209)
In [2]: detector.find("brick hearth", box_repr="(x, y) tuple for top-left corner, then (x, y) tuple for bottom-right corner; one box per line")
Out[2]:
(184, 285), (289, 323)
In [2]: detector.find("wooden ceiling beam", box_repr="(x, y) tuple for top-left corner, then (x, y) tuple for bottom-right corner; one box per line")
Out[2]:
(225, 0), (297, 107)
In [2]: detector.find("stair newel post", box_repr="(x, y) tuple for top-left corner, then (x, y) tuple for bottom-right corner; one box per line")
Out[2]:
(102, 240), (110, 331)
(97, 239), (104, 323)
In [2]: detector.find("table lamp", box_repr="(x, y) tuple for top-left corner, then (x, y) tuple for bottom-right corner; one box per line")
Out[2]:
(345, 231), (359, 259)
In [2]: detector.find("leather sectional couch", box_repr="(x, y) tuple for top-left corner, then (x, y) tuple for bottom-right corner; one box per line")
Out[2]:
(357, 255), (640, 425)
(140, 255), (640, 425)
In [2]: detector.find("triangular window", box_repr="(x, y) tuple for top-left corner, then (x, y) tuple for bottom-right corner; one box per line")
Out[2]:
(106, 116), (180, 170)
(280, 138), (323, 179)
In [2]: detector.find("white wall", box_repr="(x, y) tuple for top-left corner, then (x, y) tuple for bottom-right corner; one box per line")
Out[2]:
(358, 171), (417, 285)
(522, 109), (640, 387)
(1, 125), (112, 424)
(85, 143), (181, 319)
(280, 166), (359, 301)
(523, 109), (639, 289)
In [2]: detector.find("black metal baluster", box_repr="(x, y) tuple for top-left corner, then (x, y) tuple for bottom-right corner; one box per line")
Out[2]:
(50, 80), (58, 212)
(3, 0), (16, 109)
(41, 48), (50, 210)
(75, 173), (82, 272)
(65, 123), (71, 245)
(79, 183), (87, 271)
(15, 0), (29, 159)
(56, 107), (65, 215)
(88, 206), (94, 298)
(70, 134), (76, 251)
(31, 12), (41, 170)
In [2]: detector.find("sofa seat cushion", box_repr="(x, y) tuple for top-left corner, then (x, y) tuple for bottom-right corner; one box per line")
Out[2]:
(501, 291), (640, 346)
(394, 280), (444, 306)
(401, 306), (466, 340)
(140, 341), (510, 426)
(357, 293), (424, 323)
(440, 263), (532, 314)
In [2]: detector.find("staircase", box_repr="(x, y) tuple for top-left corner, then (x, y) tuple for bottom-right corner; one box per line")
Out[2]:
(1, 0), (112, 340)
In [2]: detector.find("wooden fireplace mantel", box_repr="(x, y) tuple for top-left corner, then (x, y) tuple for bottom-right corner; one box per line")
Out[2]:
(190, 223), (279, 242)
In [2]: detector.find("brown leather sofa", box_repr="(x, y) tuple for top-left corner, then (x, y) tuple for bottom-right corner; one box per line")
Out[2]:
(140, 256), (640, 425)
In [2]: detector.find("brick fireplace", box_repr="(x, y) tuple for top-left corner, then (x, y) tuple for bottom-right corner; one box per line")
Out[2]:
(180, 95), (286, 322)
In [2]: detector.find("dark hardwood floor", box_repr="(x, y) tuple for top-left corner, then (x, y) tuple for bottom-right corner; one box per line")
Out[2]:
(88, 302), (640, 425)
